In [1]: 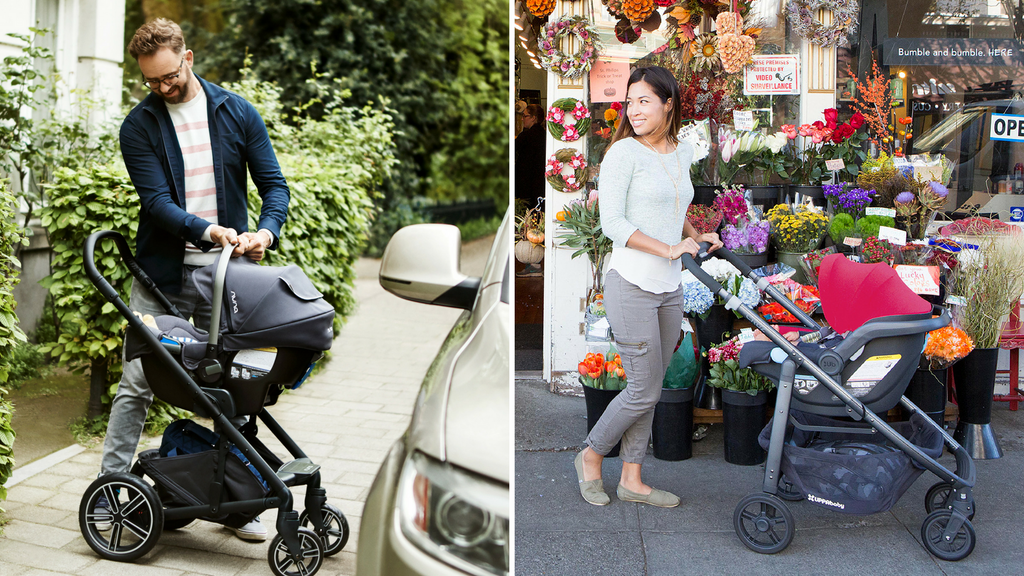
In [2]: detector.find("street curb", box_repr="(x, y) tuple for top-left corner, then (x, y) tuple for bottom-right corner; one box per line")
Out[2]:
(8, 444), (87, 487)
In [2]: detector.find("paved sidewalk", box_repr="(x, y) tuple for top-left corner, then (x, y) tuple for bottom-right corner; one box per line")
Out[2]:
(0, 236), (492, 576)
(515, 377), (1024, 576)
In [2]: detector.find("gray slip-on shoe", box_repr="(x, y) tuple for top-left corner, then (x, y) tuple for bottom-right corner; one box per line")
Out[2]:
(574, 450), (610, 506)
(616, 484), (680, 508)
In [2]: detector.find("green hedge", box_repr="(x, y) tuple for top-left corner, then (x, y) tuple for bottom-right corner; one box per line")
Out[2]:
(0, 178), (28, 508)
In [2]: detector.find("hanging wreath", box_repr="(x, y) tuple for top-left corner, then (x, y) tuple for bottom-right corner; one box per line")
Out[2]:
(539, 15), (603, 80)
(547, 98), (592, 142)
(546, 148), (589, 193)
(787, 0), (859, 48)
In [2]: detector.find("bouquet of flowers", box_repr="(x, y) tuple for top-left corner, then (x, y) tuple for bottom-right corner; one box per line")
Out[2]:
(893, 181), (949, 239)
(682, 258), (761, 318)
(923, 325), (974, 371)
(578, 350), (627, 391)
(822, 111), (869, 182)
(766, 203), (830, 253)
(861, 236), (894, 264)
(822, 183), (876, 219)
(714, 185), (769, 255)
(749, 130), (791, 185)
(857, 152), (910, 208)
(783, 109), (837, 186)
(706, 337), (775, 395)
(946, 234), (1024, 348)
(800, 246), (836, 285)
(686, 204), (723, 235)
(718, 129), (767, 184)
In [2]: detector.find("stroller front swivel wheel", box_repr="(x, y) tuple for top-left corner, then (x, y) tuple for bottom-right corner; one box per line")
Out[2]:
(79, 473), (164, 562)
(299, 503), (350, 556)
(269, 526), (324, 576)
(925, 482), (975, 520)
(733, 493), (795, 554)
(921, 510), (976, 561)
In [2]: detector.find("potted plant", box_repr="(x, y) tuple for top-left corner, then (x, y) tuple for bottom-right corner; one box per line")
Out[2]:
(946, 233), (1024, 459)
(860, 236), (894, 265)
(765, 203), (830, 283)
(821, 111), (869, 183)
(681, 258), (762, 409)
(747, 130), (788, 208)
(557, 190), (613, 304)
(718, 129), (767, 186)
(893, 181), (950, 240)
(782, 110), (837, 203)
(578, 350), (627, 458)
(706, 336), (776, 465)
(714, 185), (771, 269)
(652, 332), (700, 461)
(908, 325), (974, 427)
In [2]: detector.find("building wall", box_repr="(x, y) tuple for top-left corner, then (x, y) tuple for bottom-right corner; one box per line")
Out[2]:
(2, 0), (126, 337)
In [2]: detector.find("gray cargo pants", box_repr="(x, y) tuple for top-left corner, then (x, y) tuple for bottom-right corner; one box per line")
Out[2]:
(586, 269), (684, 464)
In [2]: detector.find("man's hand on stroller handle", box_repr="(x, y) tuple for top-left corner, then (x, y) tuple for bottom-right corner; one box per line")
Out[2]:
(209, 225), (248, 257)
(238, 230), (272, 262)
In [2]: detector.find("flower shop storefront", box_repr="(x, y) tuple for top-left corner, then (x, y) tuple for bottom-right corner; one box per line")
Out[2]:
(522, 0), (1024, 459)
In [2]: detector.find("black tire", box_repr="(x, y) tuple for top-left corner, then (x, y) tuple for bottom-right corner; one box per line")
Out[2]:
(921, 510), (976, 561)
(776, 475), (804, 502)
(299, 503), (350, 556)
(733, 493), (795, 554)
(268, 526), (324, 576)
(925, 482), (975, 520)
(79, 473), (164, 562)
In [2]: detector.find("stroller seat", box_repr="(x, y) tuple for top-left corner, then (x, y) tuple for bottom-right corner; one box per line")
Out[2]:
(739, 254), (934, 417)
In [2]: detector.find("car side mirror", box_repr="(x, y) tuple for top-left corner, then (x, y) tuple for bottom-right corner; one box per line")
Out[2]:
(379, 224), (481, 310)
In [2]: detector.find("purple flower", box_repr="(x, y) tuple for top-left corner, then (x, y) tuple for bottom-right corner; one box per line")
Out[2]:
(895, 191), (916, 204)
(928, 181), (948, 198)
(822, 183), (846, 198)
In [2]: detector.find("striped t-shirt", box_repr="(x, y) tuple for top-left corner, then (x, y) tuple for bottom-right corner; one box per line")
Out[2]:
(166, 87), (221, 266)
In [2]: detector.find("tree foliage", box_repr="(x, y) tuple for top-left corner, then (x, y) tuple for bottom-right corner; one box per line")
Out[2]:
(0, 178), (28, 506)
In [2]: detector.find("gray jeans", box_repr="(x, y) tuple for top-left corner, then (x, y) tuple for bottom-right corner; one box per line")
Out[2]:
(586, 269), (684, 464)
(100, 266), (212, 476)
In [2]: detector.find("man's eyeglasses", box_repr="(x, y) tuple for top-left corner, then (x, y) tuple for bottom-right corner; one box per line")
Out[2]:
(142, 57), (184, 90)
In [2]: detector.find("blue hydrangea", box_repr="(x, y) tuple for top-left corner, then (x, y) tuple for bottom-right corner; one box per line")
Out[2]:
(682, 281), (714, 315)
(738, 278), (761, 308)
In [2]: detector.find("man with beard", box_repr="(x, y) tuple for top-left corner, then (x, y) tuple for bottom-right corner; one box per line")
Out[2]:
(96, 18), (290, 542)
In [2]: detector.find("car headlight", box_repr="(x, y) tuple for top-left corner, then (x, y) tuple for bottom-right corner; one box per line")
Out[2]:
(396, 451), (509, 576)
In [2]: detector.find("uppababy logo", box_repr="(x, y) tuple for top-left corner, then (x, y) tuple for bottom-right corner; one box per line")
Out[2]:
(807, 493), (845, 510)
(230, 291), (238, 313)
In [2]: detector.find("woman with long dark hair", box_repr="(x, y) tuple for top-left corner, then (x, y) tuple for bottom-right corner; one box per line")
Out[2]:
(574, 66), (722, 507)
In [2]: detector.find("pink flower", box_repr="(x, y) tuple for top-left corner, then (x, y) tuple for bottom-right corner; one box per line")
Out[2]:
(587, 189), (599, 207)
(781, 124), (798, 139)
(721, 137), (740, 163)
(611, 102), (623, 111)
(571, 155), (585, 168)
(798, 124), (813, 137)
(563, 126), (580, 141)
(548, 108), (564, 123)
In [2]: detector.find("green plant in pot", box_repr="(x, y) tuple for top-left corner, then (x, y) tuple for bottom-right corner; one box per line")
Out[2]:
(945, 233), (1024, 459)
(707, 336), (775, 465)
(705, 337), (775, 396)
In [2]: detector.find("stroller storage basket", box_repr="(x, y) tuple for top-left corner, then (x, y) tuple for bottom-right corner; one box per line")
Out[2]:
(759, 411), (944, 515)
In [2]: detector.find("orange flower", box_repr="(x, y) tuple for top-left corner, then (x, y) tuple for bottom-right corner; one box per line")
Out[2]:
(924, 326), (974, 363)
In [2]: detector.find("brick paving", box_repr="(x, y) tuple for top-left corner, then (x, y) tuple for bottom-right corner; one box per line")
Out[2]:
(0, 236), (492, 576)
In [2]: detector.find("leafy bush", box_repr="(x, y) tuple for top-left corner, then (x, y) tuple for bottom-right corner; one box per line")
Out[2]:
(363, 197), (429, 258)
(225, 64), (397, 322)
(828, 213), (855, 244)
(0, 178), (27, 509)
(37, 164), (189, 432)
(3, 342), (45, 389)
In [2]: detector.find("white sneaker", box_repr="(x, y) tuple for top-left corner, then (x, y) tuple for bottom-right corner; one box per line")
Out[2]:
(230, 516), (268, 542)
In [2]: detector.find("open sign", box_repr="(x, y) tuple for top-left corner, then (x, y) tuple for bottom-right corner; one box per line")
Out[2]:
(990, 113), (1024, 142)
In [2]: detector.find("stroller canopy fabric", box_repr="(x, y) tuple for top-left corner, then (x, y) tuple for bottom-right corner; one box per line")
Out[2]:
(192, 258), (335, 352)
(818, 254), (931, 334)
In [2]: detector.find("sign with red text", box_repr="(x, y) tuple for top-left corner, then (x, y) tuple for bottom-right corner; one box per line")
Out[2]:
(895, 265), (941, 295)
(743, 55), (799, 95)
(590, 59), (630, 103)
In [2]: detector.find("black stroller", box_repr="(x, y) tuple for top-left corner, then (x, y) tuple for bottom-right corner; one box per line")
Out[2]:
(78, 231), (347, 576)
(681, 244), (977, 561)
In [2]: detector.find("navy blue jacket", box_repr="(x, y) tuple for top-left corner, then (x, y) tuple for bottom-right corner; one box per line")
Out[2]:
(120, 74), (289, 294)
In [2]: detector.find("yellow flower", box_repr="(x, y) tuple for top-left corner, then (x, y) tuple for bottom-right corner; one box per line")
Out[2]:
(605, 108), (618, 123)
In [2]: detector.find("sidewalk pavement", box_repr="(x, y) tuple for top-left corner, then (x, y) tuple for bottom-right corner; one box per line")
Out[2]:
(515, 377), (1024, 576)
(0, 235), (492, 576)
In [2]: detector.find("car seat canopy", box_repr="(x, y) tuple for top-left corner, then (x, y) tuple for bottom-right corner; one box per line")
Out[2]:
(818, 254), (932, 333)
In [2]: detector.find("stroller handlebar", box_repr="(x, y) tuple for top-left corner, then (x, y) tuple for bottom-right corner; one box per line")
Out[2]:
(84, 230), (184, 320)
(681, 242), (727, 296)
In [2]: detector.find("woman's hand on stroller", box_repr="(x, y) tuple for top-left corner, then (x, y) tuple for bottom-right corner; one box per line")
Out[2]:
(696, 232), (723, 252)
(669, 237), (702, 260)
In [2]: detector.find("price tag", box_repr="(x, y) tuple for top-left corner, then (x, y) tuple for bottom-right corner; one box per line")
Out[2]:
(894, 265), (941, 295)
(825, 159), (846, 171)
(843, 236), (863, 247)
(738, 328), (756, 343)
(878, 226), (907, 246)
(946, 294), (967, 306)
(866, 207), (897, 218)
(733, 110), (755, 131)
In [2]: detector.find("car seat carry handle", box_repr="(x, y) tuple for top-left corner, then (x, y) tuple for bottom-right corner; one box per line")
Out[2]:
(206, 240), (238, 356)
(84, 230), (185, 320)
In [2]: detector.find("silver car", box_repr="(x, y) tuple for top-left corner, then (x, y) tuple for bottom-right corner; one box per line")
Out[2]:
(356, 211), (510, 576)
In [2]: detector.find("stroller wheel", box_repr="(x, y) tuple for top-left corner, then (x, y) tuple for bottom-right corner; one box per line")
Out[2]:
(733, 493), (795, 554)
(299, 503), (350, 556)
(921, 510), (976, 561)
(925, 482), (975, 520)
(776, 475), (804, 502)
(268, 526), (324, 576)
(79, 473), (164, 562)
